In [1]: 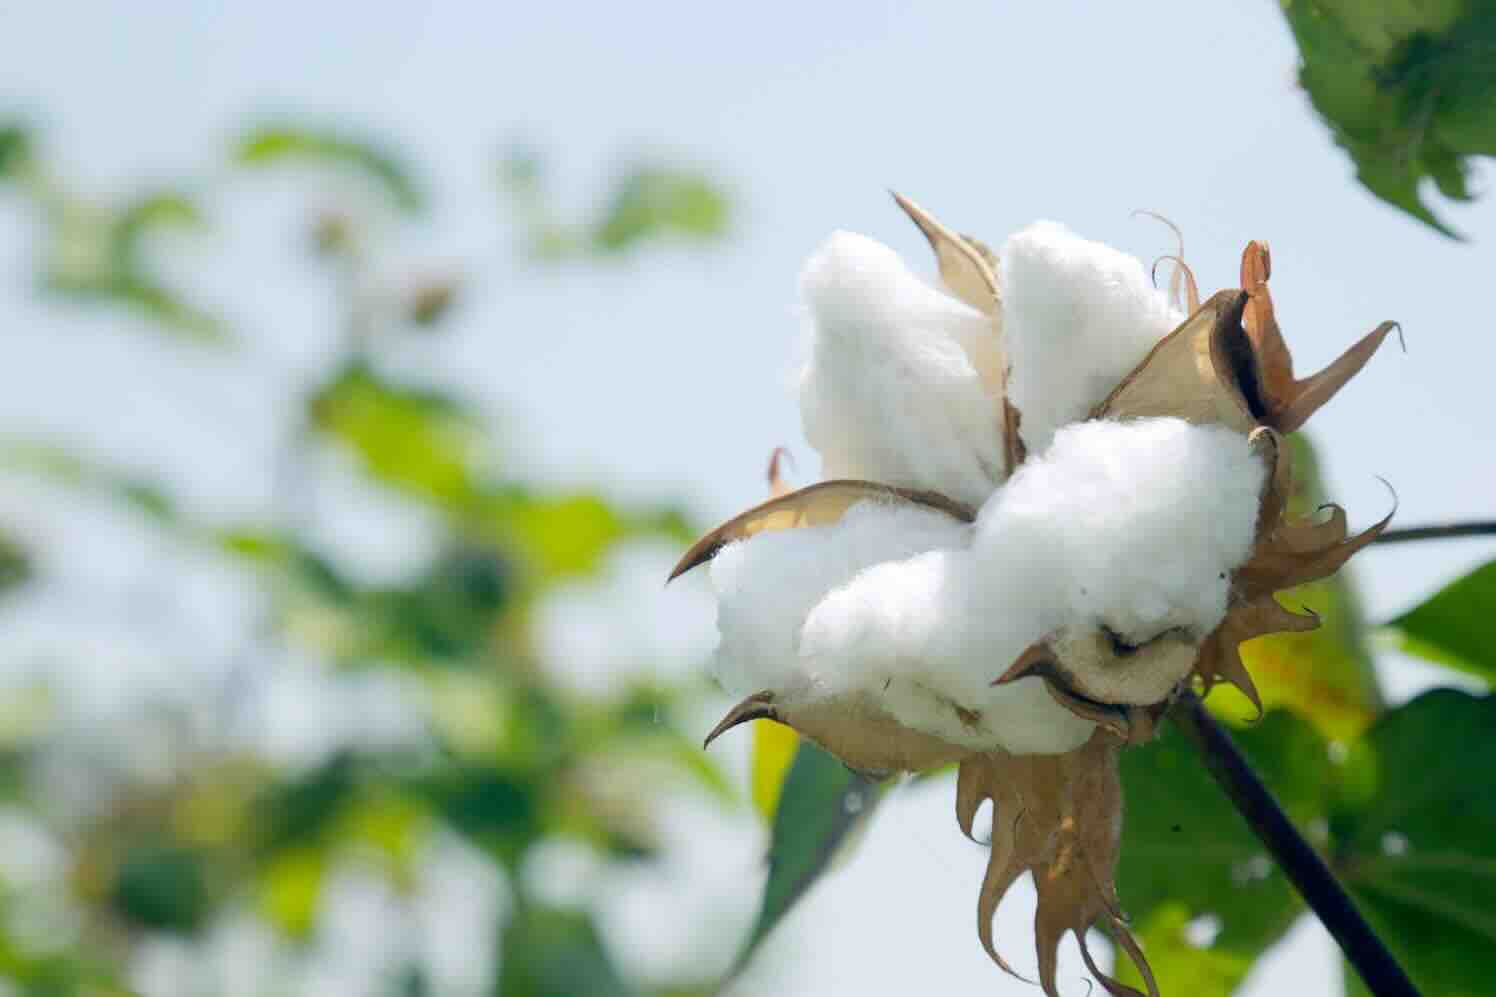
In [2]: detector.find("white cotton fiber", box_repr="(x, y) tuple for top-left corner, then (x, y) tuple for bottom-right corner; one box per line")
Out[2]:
(799, 547), (1097, 755)
(787, 418), (1262, 753)
(798, 231), (1007, 508)
(975, 417), (1265, 644)
(1001, 221), (1184, 454)
(708, 499), (971, 701)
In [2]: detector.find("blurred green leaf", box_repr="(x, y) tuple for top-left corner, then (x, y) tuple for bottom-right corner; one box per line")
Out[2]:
(1385, 559), (1496, 683)
(110, 843), (210, 935)
(0, 122), (32, 180)
(0, 439), (181, 525)
(0, 532), (32, 595)
(730, 741), (878, 977)
(357, 546), (514, 666)
(501, 151), (731, 261)
(421, 764), (540, 867)
(311, 364), (484, 508)
(1331, 689), (1496, 997)
(499, 905), (635, 997)
(592, 165), (730, 253)
(41, 189), (224, 342)
(489, 490), (629, 581)
(487, 489), (694, 584)
(236, 123), (423, 213)
(1282, 0), (1496, 235)
(253, 752), (359, 855)
(1116, 711), (1333, 994)
(255, 845), (327, 940)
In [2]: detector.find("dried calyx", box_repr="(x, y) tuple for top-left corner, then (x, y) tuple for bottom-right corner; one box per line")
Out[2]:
(670, 198), (1394, 995)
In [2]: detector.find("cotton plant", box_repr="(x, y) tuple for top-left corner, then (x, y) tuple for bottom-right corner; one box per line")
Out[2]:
(668, 195), (1396, 996)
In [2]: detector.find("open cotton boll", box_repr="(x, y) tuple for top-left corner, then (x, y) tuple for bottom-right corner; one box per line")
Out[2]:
(1001, 221), (1184, 455)
(707, 499), (971, 702)
(976, 417), (1265, 644)
(798, 231), (1007, 507)
(799, 548), (1096, 755)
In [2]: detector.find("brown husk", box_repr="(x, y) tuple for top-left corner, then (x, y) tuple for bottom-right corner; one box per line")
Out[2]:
(668, 479), (974, 582)
(957, 734), (1158, 997)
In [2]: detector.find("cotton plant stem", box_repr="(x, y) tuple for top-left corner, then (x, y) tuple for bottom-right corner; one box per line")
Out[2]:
(1169, 691), (1421, 997)
(1373, 520), (1496, 545)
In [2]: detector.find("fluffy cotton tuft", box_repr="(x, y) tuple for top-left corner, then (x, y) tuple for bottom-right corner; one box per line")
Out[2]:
(975, 417), (1265, 643)
(711, 418), (1263, 756)
(708, 499), (971, 700)
(1001, 221), (1184, 454)
(798, 231), (1007, 507)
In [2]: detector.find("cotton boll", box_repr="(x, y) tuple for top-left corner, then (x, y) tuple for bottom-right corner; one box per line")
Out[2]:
(976, 417), (1265, 645)
(799, 542), (1093, 755)
(708, 499), (970, 701)
(798, 231), (1007, 507)
(1001, 221), (1184, 454)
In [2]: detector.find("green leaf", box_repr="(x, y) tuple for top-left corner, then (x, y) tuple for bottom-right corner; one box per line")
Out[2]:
(0, 439), (181, 524)
(0, 122), (32, 179)
(1116, 711), (1333, 994)
(310, 364), (484, 509)
(1385, 559), (1496, 684)
(417, 758), (544, 869)
(501, 152), (731, 262)
(0, 532), (31, 595)
(499, 905), (636, 997)
(1281, 0), (1496, 235)
(110, 843), (211, 935)
(730, 741), (878, 976)
(235, 124), (423, 214)
(253, 752), (359, 856)
(255, 845), (327, 940)
(40, 189), (226, 342)
(1120, 903), (1256, 996)
(592, 165), (730, 253)
(1331, 689), (1496, 997)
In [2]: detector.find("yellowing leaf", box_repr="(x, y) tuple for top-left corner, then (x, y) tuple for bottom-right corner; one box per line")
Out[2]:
(750, 719), (799, 820)
(257, 847), (326, 940)
(1218, 581), (1380, 740)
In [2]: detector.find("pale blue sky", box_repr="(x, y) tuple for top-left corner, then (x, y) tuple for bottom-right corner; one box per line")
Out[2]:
(2, 2), (1494, 994)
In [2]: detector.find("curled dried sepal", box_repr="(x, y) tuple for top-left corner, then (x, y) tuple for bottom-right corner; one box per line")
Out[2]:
(1100, 245), (1397, 436)
(667, 479), (974, 582)
(702, 690), (967, 775)
(993, 644), (1169, 745)
(1240, 241), (1401, 434)
(1231, 428), (1394, 603)
(1193, 430), (1392, 710)
(957, 737), (1158, 997)
(1132, 209), (1200, 314)
(765, 446), (795, 497)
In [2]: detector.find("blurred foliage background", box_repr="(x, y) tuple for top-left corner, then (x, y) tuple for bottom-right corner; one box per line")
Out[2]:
(1, 3), (1494, 995)
(0, 118), (740, 996)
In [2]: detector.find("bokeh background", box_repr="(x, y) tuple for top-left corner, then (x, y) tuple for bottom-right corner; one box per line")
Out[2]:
(1, 2), (1493, 995)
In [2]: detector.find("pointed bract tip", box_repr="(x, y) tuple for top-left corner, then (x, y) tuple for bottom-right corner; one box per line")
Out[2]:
(702, 692), (777, 749)
(993, 643), (1050, 686)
